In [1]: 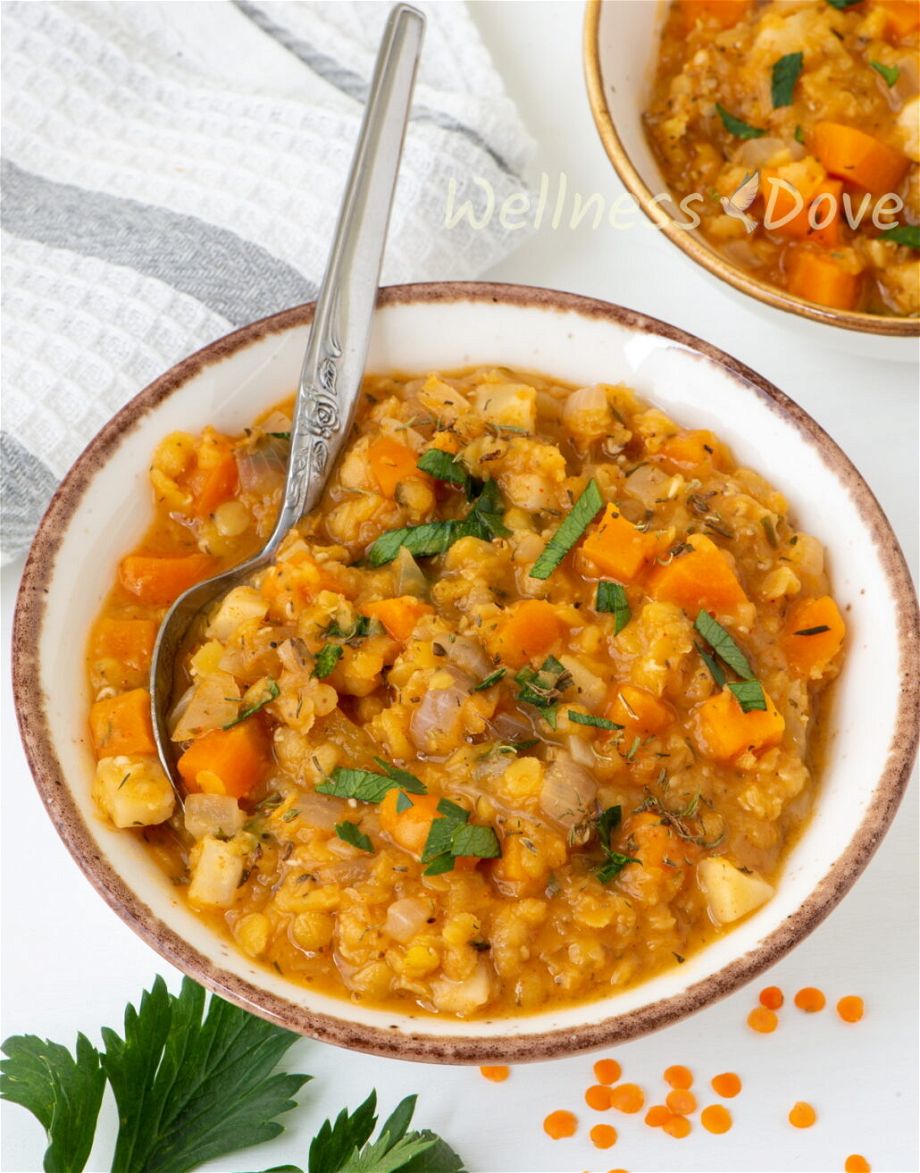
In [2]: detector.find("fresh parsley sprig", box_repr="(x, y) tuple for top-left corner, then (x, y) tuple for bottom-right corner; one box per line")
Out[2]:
(514, 655), (572, 729)
(313, 644), (344, 679)
(223, 679), (280, 729)
(317, 759), (427, 803)
(595, 581), (631, 633)
(594, 805), (640, 883)
(422, 799), (501, 876)
(529, 479), (604, 580)
(367, 480), (508, 567)
(880, 224), (920, 249)
(695, 611), (766, 712)
(416, 449), (473, 495)
(715, 103), (765, 139)
(771, 52), (803, 107)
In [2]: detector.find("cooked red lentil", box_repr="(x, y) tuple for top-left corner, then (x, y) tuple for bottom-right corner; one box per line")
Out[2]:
(86, 366), (845, 1017)
(645, 0), (919, 315)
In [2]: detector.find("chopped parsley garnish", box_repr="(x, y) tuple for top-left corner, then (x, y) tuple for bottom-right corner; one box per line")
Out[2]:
(313, 643), (343, 679)
(715, 103), (765, 139)
(727, 679), (768, 713)
(421, 798), (501, 875)
(825, 0), (863, 7)
(567, 711), (623, 731)
(324, 614), (372, 642)
(335, 821), (374, 853)
(529, 479), (604, 579)
(697, 643), (726, 688)
(222, 679), (279, 729)
(317, 761), (427, 802)
(416, 448), (472, 493)
(596, 580), (631, 633)
(870, 59), (900, 87)
(594, 805), (640, 883)
(694, 611), (755, 680)
(515, 655), (572, 728)
(395, 790), (413, 813)
(794, 624), (831, 636)
(266, 431), (291, 440)
(367, 479), (508, 567)
(794, 124), (806, 144)
(771, 52), (803, 107)
(472, 667), (506, 692)
(880, 224), (920, 249)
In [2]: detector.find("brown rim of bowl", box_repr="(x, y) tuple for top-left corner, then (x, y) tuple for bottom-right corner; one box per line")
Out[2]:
(583, 0), (920, 339)
(12, 282), (920, 1064)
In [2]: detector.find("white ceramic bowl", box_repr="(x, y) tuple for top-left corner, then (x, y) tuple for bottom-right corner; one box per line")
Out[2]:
(13, 283), (919, 1062)
(584, 0), (920, 362)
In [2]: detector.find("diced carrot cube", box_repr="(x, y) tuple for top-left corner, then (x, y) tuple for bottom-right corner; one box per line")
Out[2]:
(781, 596), (846, 678)
(787, 249), (861, 311)
(177, 719), (272, 799)
(379, 790), (440, 857)
(656, 429), (729, 473)
(367, 437), (430, 499)
(647, 533), (748, 615)
(813, 121), (909, 196)
(487, 598), (568, 668)
(90, 688), (156, 757)
(680, 0), (749, 30)
(762, 172), (843, 247)
(189, 451), (238, 518)
(878, 0), (920, 38)
(362, 596), (434, 642)
(91, 617), (157, 672)
(693, 688), (785, 760)
(581, 504), (662, 583)
(607, 684), (673, 736)
(119, 553), (217, 606)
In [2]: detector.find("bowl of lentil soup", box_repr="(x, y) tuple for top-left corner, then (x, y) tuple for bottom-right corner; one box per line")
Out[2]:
(585, 0), (920, 352)
(13, 283), (918, 1062)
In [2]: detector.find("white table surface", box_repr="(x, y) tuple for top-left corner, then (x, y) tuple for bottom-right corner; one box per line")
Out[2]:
(2, 4), (918, 1172)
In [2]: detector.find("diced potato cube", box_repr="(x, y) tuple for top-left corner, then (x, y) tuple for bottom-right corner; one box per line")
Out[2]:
(474, 383), (537, 432)
(184, 793), (245, 840)
(430, 960), (492, 1015)
(188, 836), (245, 907)
(206, 586), (268, 641)
(698, 857), (774, 925)
(93, 756), (175, 828)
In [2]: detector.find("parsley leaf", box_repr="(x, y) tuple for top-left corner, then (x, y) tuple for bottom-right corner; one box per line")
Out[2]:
(313, 644), (343, 679)
(416, 450), (471, 493)
(825, 0), (863, 8)
(870, 59), (900, 86)
(0, 1033), (105, 1173)
(472, 667), (506, 692)
(596, 804), (622, 850)
(727, 680), (768, 713)
(794, 124), (806, 144)
(594, 805), (640, 883)
(335, 821), (374, 853)
(596, 852), (641, 884)
(100, 976), (309, 1173)
(880, 224), (920, 249)
(596, 581), (631, 633)
(515, 655), (571, 728)
(694, 612), (755, 679)
(368, 481), (508, 567)
(529, 479), (604, 579)
(421, 799), (500, 875)
(771, 52), (803, 107)
(696, 642), (726, 688)
(567, 711), (622, 731)
(324, 615), (372, 642)
(317, 763), (427, 803)
(450, 823), (502, 860)
(715, 103), (766, 139)
(222, 679), (279, 729)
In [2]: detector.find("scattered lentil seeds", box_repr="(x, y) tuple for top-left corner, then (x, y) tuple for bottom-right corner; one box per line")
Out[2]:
(711, 1072), (742, 1098)
(837, 996), (864, 1023)
(789, 1101), (817, 1129)
(794, 986), (827, 1012)
(609, 1083), (645, 1114)
(586, 1085), (614, 1111)
(594, 1058), (622, 1085)
(663, 1114), (692, 1139)
(543, 1109), (578, 1139)
(645, 1105), (671, 1127)
(590, 1124), (618, 1150)
(701, 1104), (733, 1134)
(760, 986), (784, 1010)
(666, 1089), (697, 1115)
(747, 1006), (779, 1033)
(479, 1065), (510, 1082)
(663, 1064), (693, 1089)
(845, 1156), (871, 1173)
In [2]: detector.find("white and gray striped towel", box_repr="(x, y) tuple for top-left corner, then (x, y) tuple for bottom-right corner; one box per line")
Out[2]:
(1, 0), (535, 565)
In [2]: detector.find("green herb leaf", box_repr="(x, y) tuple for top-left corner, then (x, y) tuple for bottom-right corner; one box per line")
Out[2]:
(794, 624), (831, 636)
(317, 764), (426, 803)
(308, 1090), (379, 1173)
(372, 757), (428, 793)
(223, 679), (280, 729)
(416, 450), (470, 492)
(472, 667), (506, 692)
(771, 52), (804, 107)
(267, 431), (291, 440)
(596, 852), (641, 884)
(825, 0), (863, 7)
(727, 680), (768, 712)
(594, 806), (640, 883)
(395, 791), (413, 813)
(567, 711), (623, 731)
(529, 479), (604, 579)
(100, 976), (309, 1173)
(794, 124), (806, 144)
(880, 224), (920, 249)
(596, 805), (622, 851)
(324, 615), (372, 642)
(0, 1033), (105, 1173)
(313, 644), (344, 679)
(715, 103), (766, 139)
(450, 823), (501, 860)
(596, 581), (631, 633)
(694, 612), (755, 679)
(696, 642), (726, 688)
(335, 821), (374, 853)
(421, 800), (500, 875)
(515, 656), (571, 719)
(368, 481), (507, 567)
(870, 59), (900, 86)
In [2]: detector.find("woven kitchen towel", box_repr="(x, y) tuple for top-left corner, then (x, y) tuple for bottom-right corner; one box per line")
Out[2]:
(0, 0), (535, 564)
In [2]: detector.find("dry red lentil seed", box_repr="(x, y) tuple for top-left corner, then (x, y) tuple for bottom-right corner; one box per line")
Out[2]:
(543, 1110), (577, 1139)
(585, 1085), (614, 1111)
(701, 1104), (733, 1134)
(593, 1058), (622, 1085)
(609, 1083), (645, 1114)
(711, 1072), (742, 1098)
(759, 985), (784, 1010)
(666, 1089), (697, 1116)
(794, 987), (827, 1012)
(663, 1064), (693, 1089)
(789, 1101), (817, 1129)
(663, 1115), (692, 1139)
(837, 996), (865, 1023)
(479, 1065), (510, 1082)
(590, 1124), (618, 1150)
(844, 1156), (871, 1173)
(748, 1006), (779, 1033)
(645, 1105), (671, 1127)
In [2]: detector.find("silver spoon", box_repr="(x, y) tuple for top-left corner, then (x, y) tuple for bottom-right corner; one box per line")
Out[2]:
(150, 3), (425, 787)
